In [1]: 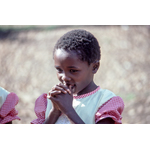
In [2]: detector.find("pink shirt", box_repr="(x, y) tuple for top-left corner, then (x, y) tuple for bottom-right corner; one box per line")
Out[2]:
(0, 93), (20, 124)
(31, 87), (124, 124)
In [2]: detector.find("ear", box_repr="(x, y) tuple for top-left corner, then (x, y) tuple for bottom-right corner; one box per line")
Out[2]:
(92, 61), (100, 74)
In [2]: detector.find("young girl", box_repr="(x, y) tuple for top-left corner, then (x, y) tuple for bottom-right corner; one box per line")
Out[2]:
(0, 87), (20, 124)
(31, 29), (124, 124)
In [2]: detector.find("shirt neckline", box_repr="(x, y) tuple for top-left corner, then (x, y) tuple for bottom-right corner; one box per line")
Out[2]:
(73, 86), (100, 99)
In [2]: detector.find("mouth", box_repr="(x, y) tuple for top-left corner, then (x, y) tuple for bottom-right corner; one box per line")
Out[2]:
(70, 84), (76, 93)
(71, 84), (76, 90)
(68, 84), (76, 90)
(64, 82), (76, 93)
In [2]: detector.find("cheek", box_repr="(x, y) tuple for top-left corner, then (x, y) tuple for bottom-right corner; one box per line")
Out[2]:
(74, 75), (86, 85)
(76, 72), (92, 84)
(57, 73), (61, 81)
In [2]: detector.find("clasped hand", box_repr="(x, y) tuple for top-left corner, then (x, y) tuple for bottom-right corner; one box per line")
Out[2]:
(47, 83), (74, 115)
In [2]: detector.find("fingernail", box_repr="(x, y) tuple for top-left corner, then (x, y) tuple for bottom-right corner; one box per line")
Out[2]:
(67, 89), (71, 95)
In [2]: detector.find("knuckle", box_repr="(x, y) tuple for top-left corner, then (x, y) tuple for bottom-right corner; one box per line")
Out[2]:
(52, 85), (57, 90)
(58, 83), (62, 86)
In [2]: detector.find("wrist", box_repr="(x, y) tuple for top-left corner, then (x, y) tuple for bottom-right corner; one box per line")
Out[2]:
(44, 109), (61, 124)
(65, 108), (85, 124)
(63, 106), (74, 116)
(51, 108), (61, 115)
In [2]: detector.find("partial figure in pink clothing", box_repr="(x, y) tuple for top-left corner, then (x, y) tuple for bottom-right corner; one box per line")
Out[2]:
(31, 29), (124, 124)
(0, 87), (20, 124)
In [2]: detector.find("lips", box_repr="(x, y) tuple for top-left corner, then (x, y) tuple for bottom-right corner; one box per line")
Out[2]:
(62, 81), (76, 93)
(71, 84), (76, 93)
(64, 83), (76, 92)
(67, 84), (75, 89)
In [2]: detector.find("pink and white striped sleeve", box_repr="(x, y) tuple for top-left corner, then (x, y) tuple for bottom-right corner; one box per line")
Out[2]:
(31, 93), (47, 124)
(0, 93), (20, 124)
(95, 96), (124, 124)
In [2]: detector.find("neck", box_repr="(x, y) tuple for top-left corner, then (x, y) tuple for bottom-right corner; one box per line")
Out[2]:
(76, 81), (98, 96)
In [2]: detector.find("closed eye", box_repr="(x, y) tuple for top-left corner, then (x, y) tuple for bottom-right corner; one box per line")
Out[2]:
(56, 67), (63, 73)
(70, 69), (79, 73)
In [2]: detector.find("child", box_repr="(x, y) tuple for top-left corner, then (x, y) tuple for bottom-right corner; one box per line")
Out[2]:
(31, 29), (124, 124)
(0, 87), (20, 124)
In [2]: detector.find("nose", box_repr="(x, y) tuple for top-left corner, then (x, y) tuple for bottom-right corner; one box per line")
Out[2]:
(61, 73), (71, 82)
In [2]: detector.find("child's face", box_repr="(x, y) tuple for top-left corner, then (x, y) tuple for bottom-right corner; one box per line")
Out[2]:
(54, 49), (95, 95)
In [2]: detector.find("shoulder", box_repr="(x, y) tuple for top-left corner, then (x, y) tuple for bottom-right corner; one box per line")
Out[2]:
(99, 88), (124, 103)
(98, 88), (116, 98)
(103, 95), (124, 110)
(0, 87), (10, 94)
(0, 87), (10, 100)
(98, 88), (124, 110)
(0, 87), (12, 108)
(93, 88), (117, 107)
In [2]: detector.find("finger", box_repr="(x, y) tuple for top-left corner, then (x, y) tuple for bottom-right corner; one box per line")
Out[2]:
(51, 85), (67, 95)
(48, 90), (61, 98)
(53, 85), (68, 94)
(50, 99), (60, 110)
(48, 89), (55, 96)
(58, 83), (72, 95)
(49, 95), (59, 102)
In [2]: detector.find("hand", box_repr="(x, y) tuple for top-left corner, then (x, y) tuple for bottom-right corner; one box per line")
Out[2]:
(49, 83), (74, 115)
(48, 83), (85, 124)
(51, 83), (72, 95)
(47, 83), (72, 111)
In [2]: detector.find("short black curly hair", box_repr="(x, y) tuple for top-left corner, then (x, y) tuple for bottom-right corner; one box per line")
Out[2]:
(53, 29), (101, 65)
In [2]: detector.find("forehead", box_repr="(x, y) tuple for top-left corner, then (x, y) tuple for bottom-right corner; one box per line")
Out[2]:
(54, 49), (88, 67)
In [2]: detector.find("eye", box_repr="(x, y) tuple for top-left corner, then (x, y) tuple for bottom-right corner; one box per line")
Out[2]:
(70, 69), (79, 73)
(56, 68), (63, 73)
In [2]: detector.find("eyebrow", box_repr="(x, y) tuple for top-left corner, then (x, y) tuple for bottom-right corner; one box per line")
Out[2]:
(55, 66), (79, 69)
(68, 66), (79, 69)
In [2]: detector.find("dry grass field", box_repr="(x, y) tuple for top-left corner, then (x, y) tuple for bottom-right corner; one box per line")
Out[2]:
(0, 25), (150, 124)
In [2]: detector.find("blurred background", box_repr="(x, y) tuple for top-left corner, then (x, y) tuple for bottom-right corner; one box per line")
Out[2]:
(0, 25), (150, 124)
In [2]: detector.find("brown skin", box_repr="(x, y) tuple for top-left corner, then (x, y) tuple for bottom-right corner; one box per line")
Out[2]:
(97, 118), (115, 124)
(6, 121), (12, 124)
(44, 49), (114, 124)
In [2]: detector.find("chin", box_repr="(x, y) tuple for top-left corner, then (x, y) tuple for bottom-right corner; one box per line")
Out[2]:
(72, 89), (77, 95)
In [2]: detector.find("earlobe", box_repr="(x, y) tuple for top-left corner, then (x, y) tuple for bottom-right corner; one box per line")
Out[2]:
(92, 61), (100, 74)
